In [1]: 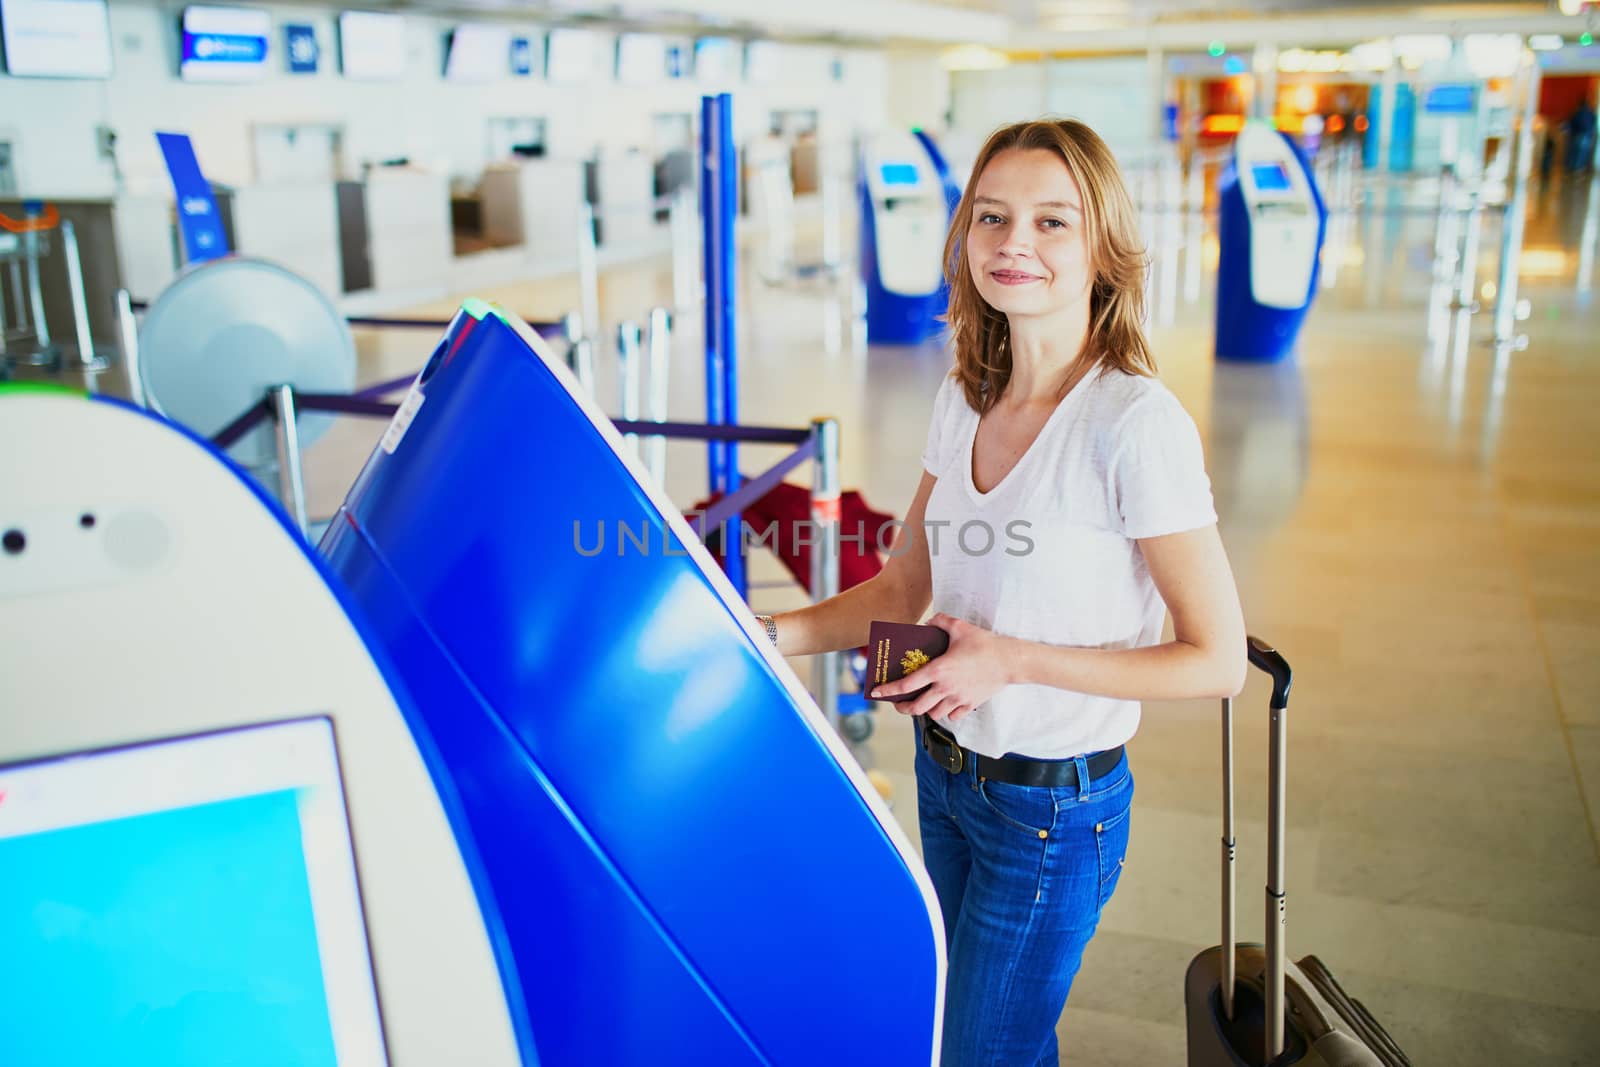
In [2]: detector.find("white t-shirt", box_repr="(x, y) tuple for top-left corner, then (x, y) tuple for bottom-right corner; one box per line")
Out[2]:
(919, 365), (1217, 759)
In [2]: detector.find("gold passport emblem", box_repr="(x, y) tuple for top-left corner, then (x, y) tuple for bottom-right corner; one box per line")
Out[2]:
(901, 648), (931, 674)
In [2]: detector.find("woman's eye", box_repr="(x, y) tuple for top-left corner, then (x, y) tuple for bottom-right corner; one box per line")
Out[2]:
(1041, 218), (1065, 230)
(978, 213), (1003, 225)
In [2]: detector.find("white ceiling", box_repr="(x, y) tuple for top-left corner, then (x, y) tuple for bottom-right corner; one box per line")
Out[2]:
(304, 0), (1596, 50)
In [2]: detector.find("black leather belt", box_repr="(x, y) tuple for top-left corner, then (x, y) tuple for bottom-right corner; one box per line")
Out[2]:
(918, 719), (1124, 788)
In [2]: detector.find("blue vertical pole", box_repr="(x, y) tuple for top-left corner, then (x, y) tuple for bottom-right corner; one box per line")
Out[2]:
(700, 96), (725, 498)
(717, 93), (744, 600)
(701, 93), (746, 598)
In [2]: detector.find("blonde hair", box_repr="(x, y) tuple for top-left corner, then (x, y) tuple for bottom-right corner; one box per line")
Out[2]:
(942, 119), (1154, 414)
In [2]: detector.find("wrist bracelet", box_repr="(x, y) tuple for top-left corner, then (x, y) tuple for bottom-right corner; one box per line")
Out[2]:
(756, 614), (778, 646)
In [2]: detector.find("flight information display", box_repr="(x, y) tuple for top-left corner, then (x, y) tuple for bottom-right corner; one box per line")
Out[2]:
(0, 0), (112, 78)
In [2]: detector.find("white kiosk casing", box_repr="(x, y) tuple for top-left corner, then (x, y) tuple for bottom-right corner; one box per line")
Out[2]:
(1234, 123), (1320, 310)
(862, 132), (947, 297)
(0, 390), (525, 1066)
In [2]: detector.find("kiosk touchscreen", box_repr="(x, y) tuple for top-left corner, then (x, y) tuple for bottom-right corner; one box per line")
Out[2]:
(0, 719), (385, 1066)
(0, 387), (529, 1066)
(1215, 121), (1327, 362)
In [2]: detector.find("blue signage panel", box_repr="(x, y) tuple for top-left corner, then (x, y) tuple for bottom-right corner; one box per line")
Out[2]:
(510, 35), (532, 76)
(179, 6), (271, 82)
(285, 23), (317, 74)
(665, 43), (685, 79)
(1424, 84), (1477, 115)
(155, 131), (229, 264)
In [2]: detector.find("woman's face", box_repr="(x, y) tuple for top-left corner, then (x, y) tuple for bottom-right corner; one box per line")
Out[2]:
(965, 147), (1093, 322)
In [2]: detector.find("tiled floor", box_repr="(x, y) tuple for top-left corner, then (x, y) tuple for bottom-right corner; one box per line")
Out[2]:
(69, 164), (1600, 1062)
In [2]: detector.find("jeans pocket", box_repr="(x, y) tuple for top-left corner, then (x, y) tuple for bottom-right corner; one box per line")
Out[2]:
(1094, 802), (1132, 909)
(976, 779), (1059, 836)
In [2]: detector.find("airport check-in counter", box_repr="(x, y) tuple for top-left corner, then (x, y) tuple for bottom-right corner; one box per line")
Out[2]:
(585, 150), (655, 247)
(226, 182), (342, 298)
(480, 157), (586, 260)
(346, 168), (453, 294)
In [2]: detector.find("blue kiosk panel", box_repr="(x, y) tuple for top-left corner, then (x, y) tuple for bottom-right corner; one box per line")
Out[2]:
(319, 307), (944, 1065)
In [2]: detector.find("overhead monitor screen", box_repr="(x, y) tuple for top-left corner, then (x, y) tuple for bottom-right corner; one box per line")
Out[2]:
(615, 31), (664, 84)
(880, 163), (920, 186)
(0, 718), (389, 1066)
(339, 10), (405, 81)
(694, 36), (739, 82)
(1250, 162), (1292, 192)
(179, 5), (270, 82)
(546, 27), (601, 84)
(744, 39), (779, 84)
(444, 22), (509, 82)
(0, 0), (113, 78)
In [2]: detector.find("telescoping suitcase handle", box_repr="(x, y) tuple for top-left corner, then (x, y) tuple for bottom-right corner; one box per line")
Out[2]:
(1220, 637), (1293, 1058)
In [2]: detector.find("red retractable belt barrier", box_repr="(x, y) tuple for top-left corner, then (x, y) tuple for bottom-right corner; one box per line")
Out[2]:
(695, 482), (898, 596)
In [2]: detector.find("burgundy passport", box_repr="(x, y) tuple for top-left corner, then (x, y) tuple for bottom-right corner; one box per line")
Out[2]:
(867, 621), (950, 703)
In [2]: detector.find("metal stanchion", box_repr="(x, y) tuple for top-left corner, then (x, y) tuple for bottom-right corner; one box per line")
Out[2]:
(1494, 52), (1540, 346)
(616, 321), (642, 459)
(59, 220), (108, 373)
(271, 384), (310, 539)
(810, 417), (841, 727)
(578, 200), (601, 347)
(1455, 184), (1485, 313)
(670, 187), (698, 314)
(114, 288), (146, 407)
(645, 307), (671, 485)
(821, 168), (844, 274)
(560, 310), (583, 347)
(568, 337), (595, 397)
(1428, 157), (1460, 345)
(1157, 148), (1182, 325)
(23, 227), (51, 356)
(1184, 151), (1206, 304)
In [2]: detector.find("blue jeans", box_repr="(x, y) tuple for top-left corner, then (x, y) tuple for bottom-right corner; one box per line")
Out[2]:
(915, 734), (1134, 1067)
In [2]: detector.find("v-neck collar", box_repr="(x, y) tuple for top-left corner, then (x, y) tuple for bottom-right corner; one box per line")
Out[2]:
(964, 373), (1094, 502)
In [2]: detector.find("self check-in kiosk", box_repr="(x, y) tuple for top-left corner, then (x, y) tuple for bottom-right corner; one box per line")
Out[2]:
(1215, 121), (1328, 363)
(860, 131), (956, 345)
(319, 306), (946, 1064)
(3, 304), (947, 1065)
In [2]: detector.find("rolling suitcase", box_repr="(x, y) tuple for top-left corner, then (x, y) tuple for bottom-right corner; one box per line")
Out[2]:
(1184, 637), (1411, 1067)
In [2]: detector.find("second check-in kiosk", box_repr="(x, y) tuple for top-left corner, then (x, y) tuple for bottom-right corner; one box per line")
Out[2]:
(859, 131), (954, 345)
(1215, 121), (1327, 363)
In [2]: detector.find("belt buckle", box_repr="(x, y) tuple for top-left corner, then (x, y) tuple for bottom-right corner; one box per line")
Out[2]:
(925, 722), (964, 775)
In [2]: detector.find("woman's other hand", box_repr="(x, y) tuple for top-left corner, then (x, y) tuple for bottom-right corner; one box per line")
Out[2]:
(869, 613), (1013, 723)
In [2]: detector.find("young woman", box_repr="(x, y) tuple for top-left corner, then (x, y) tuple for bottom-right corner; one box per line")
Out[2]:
(757, 119), (1246, 1065)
